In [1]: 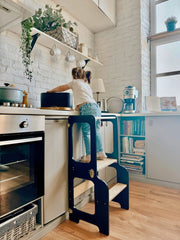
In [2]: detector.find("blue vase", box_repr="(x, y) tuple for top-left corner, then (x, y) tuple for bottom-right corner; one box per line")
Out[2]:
(166, 21), (176, 31)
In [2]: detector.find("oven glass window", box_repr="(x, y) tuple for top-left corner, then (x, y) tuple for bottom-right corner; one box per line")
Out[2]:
(0, 133), (44, 217)
(0, 143), (33, 195)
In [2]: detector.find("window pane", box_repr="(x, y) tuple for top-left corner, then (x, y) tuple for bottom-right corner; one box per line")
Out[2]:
(156, 0), (180, 33)
(156, 41), (180, 73)
(157, 75), (180, 105)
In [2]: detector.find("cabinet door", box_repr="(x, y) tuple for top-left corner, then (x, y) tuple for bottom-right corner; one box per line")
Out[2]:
(92, 0), (98, 5)
(146, 116), (180, 184)
(44, 119), (68, 224)
(99, 0), (116, 24)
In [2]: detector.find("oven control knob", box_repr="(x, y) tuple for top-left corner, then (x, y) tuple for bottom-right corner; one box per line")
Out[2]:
(19, 121), (29, 128)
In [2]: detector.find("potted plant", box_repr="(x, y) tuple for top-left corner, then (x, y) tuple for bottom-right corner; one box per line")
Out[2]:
(20, 4), (77, 81)
(165, 16), (177, 32)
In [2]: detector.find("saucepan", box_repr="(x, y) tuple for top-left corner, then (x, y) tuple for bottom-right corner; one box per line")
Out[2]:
(0, 83), (24, 104)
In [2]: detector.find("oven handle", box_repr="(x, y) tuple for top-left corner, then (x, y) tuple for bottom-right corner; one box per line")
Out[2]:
(0, 137), (43, 146)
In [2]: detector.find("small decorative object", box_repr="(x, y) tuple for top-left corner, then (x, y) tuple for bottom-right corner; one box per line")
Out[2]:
(165, 16), (177, 32)
(76, 60), (86, 68)
(78, 43), (88, 56)
(160, 96), (177, 111)
(65, 51), (75, 62)
(20, 4), (78, 81)
(50, 44), (61, 56)
(91, 78), (105, 102)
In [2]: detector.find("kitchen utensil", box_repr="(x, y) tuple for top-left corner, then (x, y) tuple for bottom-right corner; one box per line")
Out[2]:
(123, 86), (138, 113)
(0, 83), (24, 104)
(65, 51), (75, 62)
(50, 45), (61, 56)
(107, 97), (124, 113)
(41, 92), (73, 109)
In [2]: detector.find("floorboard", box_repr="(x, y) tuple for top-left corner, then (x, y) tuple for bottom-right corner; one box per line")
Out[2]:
(41, 181), (180, 240)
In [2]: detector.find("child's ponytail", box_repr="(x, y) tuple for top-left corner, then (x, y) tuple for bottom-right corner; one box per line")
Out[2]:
(72, 67), (85, 80)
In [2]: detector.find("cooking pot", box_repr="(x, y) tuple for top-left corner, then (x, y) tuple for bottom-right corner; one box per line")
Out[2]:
(0, 84), (24, 104)
(41, 92), (73, 109)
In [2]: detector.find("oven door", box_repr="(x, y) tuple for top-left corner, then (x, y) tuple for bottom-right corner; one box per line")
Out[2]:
(0, 132), (44, 218)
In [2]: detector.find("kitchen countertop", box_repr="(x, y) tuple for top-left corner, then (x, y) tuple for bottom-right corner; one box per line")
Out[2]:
(0, 106), (180, 117)
(0, 106), (77, 116)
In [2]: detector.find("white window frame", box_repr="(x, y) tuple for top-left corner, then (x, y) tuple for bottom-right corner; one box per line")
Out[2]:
(150, 0), (180, 96)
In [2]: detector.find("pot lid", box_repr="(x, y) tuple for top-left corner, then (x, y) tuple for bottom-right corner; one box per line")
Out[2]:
(0, 83), (22, 91)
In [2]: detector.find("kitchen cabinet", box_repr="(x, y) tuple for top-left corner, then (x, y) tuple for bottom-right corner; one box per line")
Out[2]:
(119, 116), (145, 175)
(146, 116), (180, 184)
(55, 0), (116, 33)
(99, 0), (116, 25)
(44, 117), (68, 224)
(92, 0), (98, 5)
(0, 0), (30, 32)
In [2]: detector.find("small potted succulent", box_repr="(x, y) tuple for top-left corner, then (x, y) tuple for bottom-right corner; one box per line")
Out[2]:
(165, 16), (177, 32)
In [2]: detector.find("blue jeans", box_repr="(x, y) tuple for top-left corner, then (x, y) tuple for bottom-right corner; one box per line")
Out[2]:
(79, 103), (104, 155)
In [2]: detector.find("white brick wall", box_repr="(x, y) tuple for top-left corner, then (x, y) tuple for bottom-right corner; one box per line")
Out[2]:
(95, 0), (150, 112)
(0, 0), (150, 110)
(0, 0), (95, 107)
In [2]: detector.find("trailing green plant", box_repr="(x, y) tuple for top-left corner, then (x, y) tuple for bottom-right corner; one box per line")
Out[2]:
(20, 4), (77, 81)
(20, 18), (33, 81)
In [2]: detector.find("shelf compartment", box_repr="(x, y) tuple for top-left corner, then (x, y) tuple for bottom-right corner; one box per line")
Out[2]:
(31, 28), (103, 67)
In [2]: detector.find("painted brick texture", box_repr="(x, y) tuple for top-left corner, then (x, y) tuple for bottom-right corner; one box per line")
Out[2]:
(95, 0), (150, 112)
(0, 0), (150, 110)
(0, 0), (95, 107)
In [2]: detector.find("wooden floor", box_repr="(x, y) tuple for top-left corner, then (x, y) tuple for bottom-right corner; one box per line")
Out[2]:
(41, 181), (180, 240)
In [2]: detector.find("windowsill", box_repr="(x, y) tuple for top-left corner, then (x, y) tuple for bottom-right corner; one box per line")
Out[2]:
(148, 27), (180, 41)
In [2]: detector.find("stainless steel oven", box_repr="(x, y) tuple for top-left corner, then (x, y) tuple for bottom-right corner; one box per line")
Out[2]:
(0, 115), (45, 218)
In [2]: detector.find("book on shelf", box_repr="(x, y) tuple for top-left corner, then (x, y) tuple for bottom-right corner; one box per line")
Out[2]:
(120, 163), (144, 174)
(122, 118), (145, 136)
(122, 137), (134, 153)
(133, 152), (145, 156)
(146, 96), (177, 112)
(121, 154), (144, 162)
(120, 159), (144, 165)
(133, 147), (145, 153)
(123, 120), (133, 135)
(134, 140), (145, 148)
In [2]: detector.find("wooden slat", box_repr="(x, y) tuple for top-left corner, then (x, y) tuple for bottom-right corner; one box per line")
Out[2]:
(97, 158), (116, 171)
(109, 183), (127, 202)
(74, 180), (94, 198)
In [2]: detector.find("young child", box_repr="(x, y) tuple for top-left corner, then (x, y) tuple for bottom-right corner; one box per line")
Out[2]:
(47, 67), (107, 162)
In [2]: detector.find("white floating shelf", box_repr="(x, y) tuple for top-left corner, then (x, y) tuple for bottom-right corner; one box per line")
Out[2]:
(31, 28), (103, 67)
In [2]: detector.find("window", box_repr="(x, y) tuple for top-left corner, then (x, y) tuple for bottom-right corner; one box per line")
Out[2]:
(150, 0), (180, 105)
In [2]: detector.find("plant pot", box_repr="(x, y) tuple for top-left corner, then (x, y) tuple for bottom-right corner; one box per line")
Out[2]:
(166, 21), (176, 31)
(46, 27), (78, 49)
